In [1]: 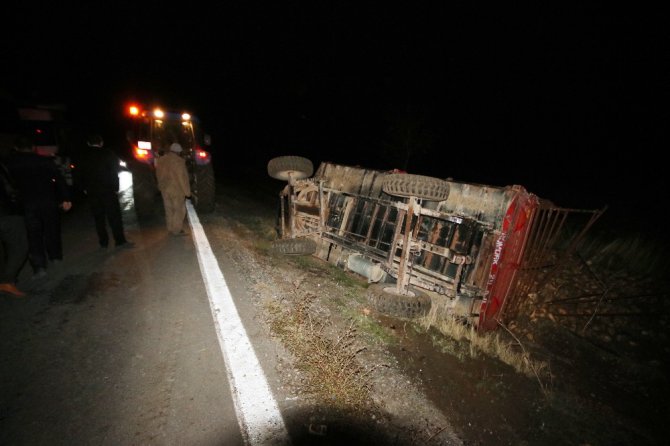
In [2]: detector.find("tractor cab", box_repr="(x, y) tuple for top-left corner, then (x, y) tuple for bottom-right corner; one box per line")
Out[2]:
(121, 103), (216, 216)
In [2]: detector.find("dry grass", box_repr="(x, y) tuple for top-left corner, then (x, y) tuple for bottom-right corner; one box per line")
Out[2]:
(420, 298), (553, 396)
(265, 285), (378, 412)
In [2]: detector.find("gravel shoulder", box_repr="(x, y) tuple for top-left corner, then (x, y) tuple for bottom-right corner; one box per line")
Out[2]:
(201, 205), (462, 445)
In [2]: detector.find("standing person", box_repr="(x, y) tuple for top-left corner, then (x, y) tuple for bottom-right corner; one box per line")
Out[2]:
(5, 136), (72, 279)
(155, 142), (191, 236)
(0, 160), (28, 296)
(77, 134), (133, 249)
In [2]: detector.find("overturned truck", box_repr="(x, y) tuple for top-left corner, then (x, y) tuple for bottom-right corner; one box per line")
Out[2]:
(268, 156), (603, 331)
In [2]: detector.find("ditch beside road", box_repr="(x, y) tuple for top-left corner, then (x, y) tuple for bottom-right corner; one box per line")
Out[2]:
(211, 171), (669, 446)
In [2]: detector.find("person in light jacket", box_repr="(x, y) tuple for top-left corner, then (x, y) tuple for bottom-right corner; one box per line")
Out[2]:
(155, 143), (191, 235)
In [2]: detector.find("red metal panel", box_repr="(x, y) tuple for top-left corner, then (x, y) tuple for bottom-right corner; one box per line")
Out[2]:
(478, 188), (539, 331)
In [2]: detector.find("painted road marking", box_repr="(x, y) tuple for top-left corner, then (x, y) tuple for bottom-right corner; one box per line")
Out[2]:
(187, 201), (290, 445)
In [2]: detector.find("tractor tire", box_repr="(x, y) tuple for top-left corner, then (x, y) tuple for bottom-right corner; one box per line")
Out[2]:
(366, 284), (431, 319)
(193, 163), (216, 213)
(270, 238), (317, 256)
(132, 168), (159, 219)
(267, 156), (314, 181)
(382, 173), (450, 201)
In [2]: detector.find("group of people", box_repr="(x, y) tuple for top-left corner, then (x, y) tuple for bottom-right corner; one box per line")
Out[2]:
(0, 136), (74, 296)
(0, 134), (193, 298)
(0, 134), (132, 297)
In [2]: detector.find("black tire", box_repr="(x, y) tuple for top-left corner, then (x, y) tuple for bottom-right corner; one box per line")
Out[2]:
(382, 173), (450, 201)
(367, 284), (431, 319)
(132, 167), (159, 219)
(270, 238), (317, 255)
(268, 156), (314, 181)
(193, 163), (216, 213)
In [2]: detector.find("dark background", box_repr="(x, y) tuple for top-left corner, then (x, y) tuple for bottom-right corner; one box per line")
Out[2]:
(2, 3), (666, 234)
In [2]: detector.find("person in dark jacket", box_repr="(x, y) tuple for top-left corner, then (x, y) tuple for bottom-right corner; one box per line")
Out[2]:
(0, 159), (28, 296)
(77, 134), (132, 249)
(5, 136), (71, 279)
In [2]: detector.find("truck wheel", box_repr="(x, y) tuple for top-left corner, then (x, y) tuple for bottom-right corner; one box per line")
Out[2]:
(132, 168), (158, 219)
(193, 163), (216, 213)
(382, 173), (450, 201)
(367, 284), (431, 319)
(270, 238), (317, 255)
(268, 156), (314, 181)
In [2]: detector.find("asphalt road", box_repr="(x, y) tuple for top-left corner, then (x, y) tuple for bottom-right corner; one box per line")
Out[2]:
(0, 201), (258, 445)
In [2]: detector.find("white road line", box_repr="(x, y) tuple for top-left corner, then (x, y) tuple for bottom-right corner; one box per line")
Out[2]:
(186, 201), (290, 445)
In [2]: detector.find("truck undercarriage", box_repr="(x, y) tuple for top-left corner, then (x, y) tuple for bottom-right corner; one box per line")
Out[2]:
(268, 156), (604, 331)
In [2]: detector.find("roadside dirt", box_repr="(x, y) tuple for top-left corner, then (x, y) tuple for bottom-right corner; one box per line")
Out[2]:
(205, 173), (668, 446)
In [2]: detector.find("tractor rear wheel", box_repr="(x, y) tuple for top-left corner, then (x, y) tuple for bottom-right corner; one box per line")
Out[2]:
(193, 163), (216, 213)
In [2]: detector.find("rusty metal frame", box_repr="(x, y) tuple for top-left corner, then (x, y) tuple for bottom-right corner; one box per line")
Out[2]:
(274, 161), (606, 331)
(500, 202), (607, 322)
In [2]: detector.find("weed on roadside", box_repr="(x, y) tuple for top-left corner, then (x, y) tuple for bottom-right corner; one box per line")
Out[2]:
(420, 302), (553, 397)
(265, 287), (379, 413)
(341, 306), (397, 346)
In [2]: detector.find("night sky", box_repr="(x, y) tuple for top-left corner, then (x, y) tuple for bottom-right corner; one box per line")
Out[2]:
(2, 3), (666, 233)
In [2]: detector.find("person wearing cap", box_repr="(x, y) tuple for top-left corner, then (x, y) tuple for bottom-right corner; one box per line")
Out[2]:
(155, 142), (191, 236)
(77, 134), (134, 249)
